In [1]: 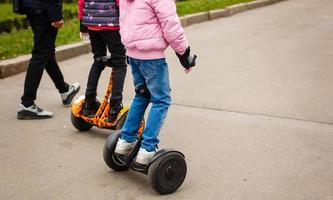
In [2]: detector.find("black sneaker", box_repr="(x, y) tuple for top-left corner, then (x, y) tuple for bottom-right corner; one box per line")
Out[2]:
(17, 104), (53, 120)
(61, 82), (80, 106)
(106, 103), (123, 123)
(82, 101), (100, 117)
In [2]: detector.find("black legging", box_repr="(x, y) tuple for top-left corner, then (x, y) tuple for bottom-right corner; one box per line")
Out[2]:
(85, 30), (127, 104)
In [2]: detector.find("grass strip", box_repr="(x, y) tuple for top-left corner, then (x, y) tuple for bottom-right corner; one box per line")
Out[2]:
(0, 19), (80, 60)
(177, 0), (254, 16)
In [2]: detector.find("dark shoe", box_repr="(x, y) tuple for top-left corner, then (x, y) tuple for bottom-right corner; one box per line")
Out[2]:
(61, 82), (80, 106)
(106, 103), (123, 123)
(17, 104), (53, 120)
(82, 101), (100, 117)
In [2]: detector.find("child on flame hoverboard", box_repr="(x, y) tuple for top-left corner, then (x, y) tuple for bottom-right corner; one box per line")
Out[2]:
(114, 0), (197, 165)
(78, 0), (127, 122)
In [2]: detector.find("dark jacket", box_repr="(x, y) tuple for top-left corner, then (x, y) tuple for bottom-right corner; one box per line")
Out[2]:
(79, 0), (119, 27)
(22, 0), (63, 22)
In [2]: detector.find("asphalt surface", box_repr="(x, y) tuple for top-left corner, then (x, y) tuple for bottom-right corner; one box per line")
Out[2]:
(1, 0), (333, 199)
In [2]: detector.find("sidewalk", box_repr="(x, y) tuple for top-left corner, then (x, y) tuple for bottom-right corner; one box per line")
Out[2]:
(1, 0), (333, 199)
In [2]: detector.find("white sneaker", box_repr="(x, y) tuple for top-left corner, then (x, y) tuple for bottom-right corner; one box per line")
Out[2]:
(114, 138), (135, 155)
(136, 148), (156, 165)
(17, 104), (53, 120)
(61, 82), (80, 106)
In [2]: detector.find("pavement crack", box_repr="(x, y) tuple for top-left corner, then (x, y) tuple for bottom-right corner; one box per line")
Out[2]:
(172, 103), (333, 126)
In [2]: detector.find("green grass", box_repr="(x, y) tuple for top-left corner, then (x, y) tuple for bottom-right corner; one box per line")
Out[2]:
(0, 19), (80, 60)
(177, 0), (254, 16)
(0, 0), (254, 60)
(0, 3), (80, 60)
(55, 19), (80, 47)
(0, 3), (24, 21)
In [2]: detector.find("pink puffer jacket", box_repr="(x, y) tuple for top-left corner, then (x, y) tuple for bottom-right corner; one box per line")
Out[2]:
(119, 0), (188, 59)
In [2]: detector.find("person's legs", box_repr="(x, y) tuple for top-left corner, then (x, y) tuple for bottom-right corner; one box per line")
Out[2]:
(41, 28), (80, 106)
(100, 30), (127, 122)
(85, 30), (107, 102)
(45, 54), (69, 93)
(21, 13), (53, 108)
(19, 13), (59, 119)
(116, 58), (172, 165)
(138, 58), (171, 153)
(40, 23), (69, 93)
(115, 57), (149, 154)
(82, 31), (107, 116)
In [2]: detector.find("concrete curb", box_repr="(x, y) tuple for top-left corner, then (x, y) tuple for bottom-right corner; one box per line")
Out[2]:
(55, 42), (91, 62)
(185, 12), (210, 26)
(0, 0), (285, 79)
(208, 8), (230, 20)
(182, 0), (286, 27)
(245, 1), (267, 10)
(227, 3), (247, 16)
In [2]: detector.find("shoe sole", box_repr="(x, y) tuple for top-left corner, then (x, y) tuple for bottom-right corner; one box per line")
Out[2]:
(17, 112), (53, 120)
(131, 161), (148, 172)
(63, 86), (81, 106)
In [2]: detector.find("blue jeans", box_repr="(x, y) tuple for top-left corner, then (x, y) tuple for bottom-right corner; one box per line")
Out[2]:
(121, 57), (171, 152)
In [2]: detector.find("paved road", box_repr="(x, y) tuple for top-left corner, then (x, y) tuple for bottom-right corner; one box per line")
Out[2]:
(1, 0), (333, 199)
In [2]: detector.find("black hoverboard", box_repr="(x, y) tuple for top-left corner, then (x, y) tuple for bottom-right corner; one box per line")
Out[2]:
(103, 130), (187, 194)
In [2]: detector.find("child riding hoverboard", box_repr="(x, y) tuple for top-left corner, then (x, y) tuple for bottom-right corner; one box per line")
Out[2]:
(103, 0), (197, 194)
(103, 54), (196, 194)
(71, 56), (144, 132)
(72, 0), (135, 132)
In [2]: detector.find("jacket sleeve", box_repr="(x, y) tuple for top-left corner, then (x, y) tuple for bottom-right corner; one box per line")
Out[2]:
(44, 0), (63, 22)
(78, 0), (84, 20)
(149, 0), (188, 55)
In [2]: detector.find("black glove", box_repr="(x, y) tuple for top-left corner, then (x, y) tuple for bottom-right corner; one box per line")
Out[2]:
(80, 20), (89, 33)
(176, 47), (197, 69)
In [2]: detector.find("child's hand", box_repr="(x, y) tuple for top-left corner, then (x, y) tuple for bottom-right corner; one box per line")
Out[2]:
(80, 32), (89, 40)
(79, 20), (89, 40)
(185, 67), (192, 73)
(176, 47), (197, 69)
(51, 19), (64, 29)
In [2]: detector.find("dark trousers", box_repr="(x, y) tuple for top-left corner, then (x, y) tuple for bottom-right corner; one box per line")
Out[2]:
(85, 30), (127, 105)
(21, 12), (68, 107)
